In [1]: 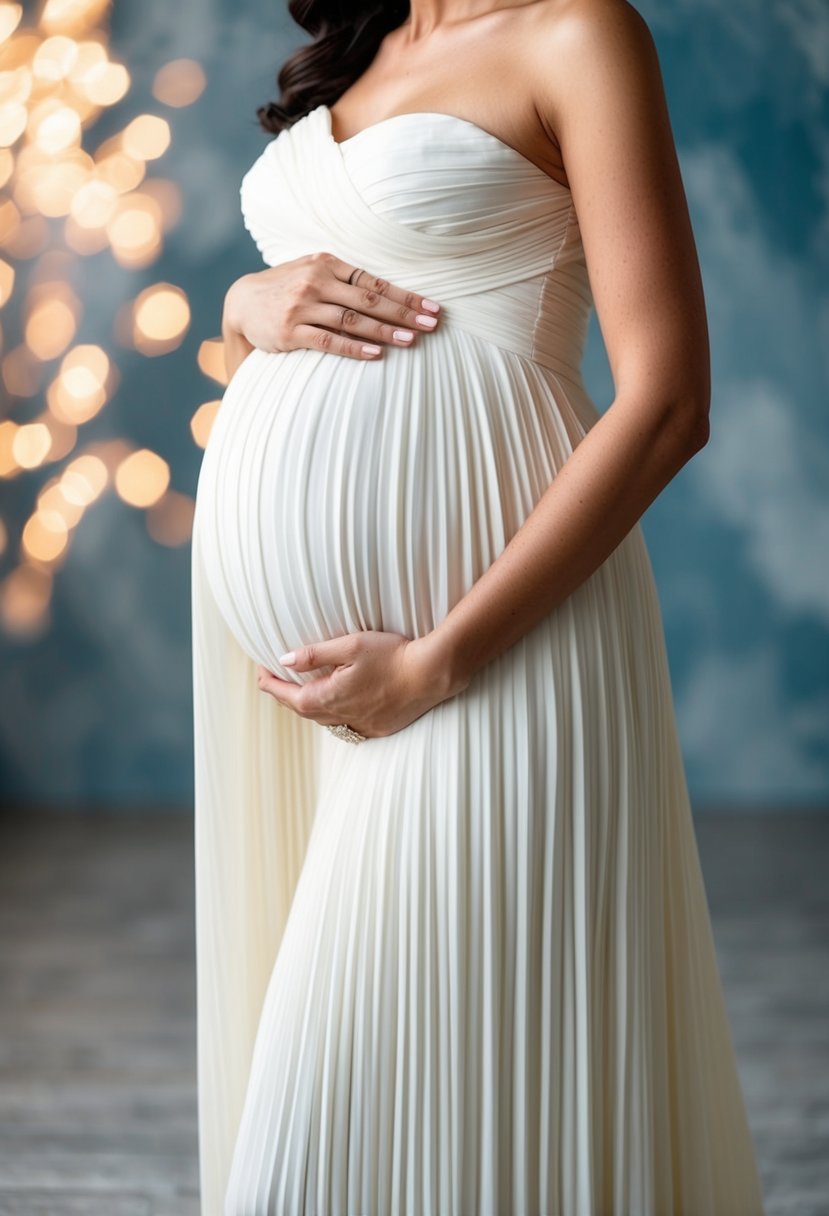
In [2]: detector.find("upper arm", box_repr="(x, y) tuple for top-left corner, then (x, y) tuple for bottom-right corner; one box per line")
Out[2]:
(534, 0), (710, 426)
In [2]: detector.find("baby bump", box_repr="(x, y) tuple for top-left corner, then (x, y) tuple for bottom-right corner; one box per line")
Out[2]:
(194, 333), (568, 679)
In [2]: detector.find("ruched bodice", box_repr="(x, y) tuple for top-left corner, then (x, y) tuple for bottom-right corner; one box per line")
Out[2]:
(239, 104), (592, 386)
(191, 103), (767, 1216)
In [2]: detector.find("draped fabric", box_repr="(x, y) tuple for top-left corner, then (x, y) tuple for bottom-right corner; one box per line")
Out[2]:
(191, 104), (765, 1214)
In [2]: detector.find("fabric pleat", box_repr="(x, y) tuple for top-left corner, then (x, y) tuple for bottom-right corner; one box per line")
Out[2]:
(192, 104), (766, 1215)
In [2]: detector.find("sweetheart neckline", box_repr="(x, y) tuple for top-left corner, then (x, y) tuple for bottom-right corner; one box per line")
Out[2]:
(319, 104), (571, 196)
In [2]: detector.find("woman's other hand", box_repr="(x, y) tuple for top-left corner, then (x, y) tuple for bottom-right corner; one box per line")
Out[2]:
(255, 628), (468, 740)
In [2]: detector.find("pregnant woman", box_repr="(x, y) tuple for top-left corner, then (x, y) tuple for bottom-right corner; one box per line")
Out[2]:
(192, 0), (766, 1212)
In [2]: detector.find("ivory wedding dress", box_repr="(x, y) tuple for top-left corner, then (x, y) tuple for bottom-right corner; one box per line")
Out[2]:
(191, 103), (766, 1215)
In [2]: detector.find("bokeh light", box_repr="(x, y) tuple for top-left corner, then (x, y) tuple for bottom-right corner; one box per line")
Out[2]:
(152, 58), (206, 108)
(189, 399), (220, 449)
(196, 336), (228, 386)
(114, 447), (170, 508)
(131, 282), (190, 354)
(121, 113), (170, 160)
(0, 564), (52, 637)
(0, 1), (210, 637)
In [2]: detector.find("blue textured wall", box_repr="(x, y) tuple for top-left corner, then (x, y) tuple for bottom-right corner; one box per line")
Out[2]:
(0, 0), (826, 808)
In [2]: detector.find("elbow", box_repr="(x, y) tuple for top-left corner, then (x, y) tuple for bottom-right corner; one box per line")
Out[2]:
(685, 402), (710, 453)
(668, 385), (711, 457)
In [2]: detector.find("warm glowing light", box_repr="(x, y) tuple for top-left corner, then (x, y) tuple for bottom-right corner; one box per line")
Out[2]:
(106, 191), (162, 267)
(1, 32), (39, 72)
(115, 447), (170, 508)
(0, 103), (26, 148)
(17, 158), (89, 217)
(82, 437), (131, 474)
(65, 35), (106, 78)
(121, 113), (170, 161)
(0, 564), (52, 636)
(12, 422), (52, 468)
(69, 175), (117, 227)
(0, 62), (31, 104)
(146, 489), (194, 546)
(0, 148), (14, 187)
(0, 256), (15, 303)
(0, 419), (19, 476)
(22, 510), (68, 562)
(93, 135), (145, 192)
(39, 413), (77, 462)
(21, 516), (67, 564)
(131, 282), (190, 354)
(42, 0), (110, 34)
(66, 343), (109, 384)
(0, 5), (22, 44)
(3, 344), (43, 396)
(33, 104), (82, 154)
(0, 0), (208, 636)
(32, 34), (79, 80)
(84, 59), (128, 105)
(152, 58), (206, 108)
(2, 214), (49, 259)
(47, 343), (111, 424)
(61, 452), (107, 504)
(38, 480), (84, 528)
(190, 400), (221, 449)
(0, 196), (20, 244)
(197, 337), (228, 385)
(64, 215), (109, 254)
(25, 297), (77, 359)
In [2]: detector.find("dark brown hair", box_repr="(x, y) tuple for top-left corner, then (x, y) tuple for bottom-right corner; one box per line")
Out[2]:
(257, 0), (411, 135)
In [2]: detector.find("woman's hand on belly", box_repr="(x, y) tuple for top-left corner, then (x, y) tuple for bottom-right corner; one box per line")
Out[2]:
(223, 253), (441, 364)
(255, 628), (467, 739)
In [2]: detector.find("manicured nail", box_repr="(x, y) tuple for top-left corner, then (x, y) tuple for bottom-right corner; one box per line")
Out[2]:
(393, 329), (414, 342)
(416, 314), (437, 328)
(279, 651), (296, 666)
(421, 299), (440, 313)
(362, 344), (382, 356)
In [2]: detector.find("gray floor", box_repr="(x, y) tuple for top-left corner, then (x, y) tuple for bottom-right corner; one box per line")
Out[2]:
(0, 808), (826, 1216)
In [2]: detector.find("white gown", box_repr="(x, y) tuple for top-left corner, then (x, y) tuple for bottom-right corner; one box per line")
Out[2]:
(191, 103), (766, 1215)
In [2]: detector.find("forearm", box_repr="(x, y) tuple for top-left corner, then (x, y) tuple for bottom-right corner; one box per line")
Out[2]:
(425, 393), (709, 694)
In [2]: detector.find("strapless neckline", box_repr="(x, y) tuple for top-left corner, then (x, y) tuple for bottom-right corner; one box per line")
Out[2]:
(319, 103), (570, 195)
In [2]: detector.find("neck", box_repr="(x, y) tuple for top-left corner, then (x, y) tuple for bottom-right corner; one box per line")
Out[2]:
(401, 0), (519, 41)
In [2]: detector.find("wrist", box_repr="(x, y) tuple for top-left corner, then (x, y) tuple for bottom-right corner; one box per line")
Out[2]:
(222, 274), (253, 335)
(410, 626), (472, 706)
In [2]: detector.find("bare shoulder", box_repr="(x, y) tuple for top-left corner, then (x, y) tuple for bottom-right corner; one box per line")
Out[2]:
(523, 0), (662, 145)
(526, 0), (657, 65)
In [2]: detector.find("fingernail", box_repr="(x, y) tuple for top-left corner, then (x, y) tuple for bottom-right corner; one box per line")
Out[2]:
(421, 299), (440, 313)
(416, 314), (437, 329)
(362, 344), (382, 356)
(279, 651), (296, 666)
(393, 329), (414, 342)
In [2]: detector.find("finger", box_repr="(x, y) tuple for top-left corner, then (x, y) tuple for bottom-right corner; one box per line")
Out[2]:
(291, 322), (387, 361)
(323, 255), (441, 320)
(257, 667), (306, 710)
(279, 636), (358, 672)
(259, 668), (348, 726)
(326, 276), (441, 337)
(314, 301), (422, 350)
